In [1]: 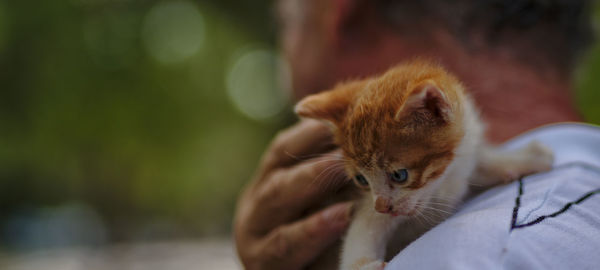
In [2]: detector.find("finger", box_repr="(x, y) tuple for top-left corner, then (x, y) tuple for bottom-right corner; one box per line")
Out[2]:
(258, 202), (352, 270)
(262, 119), (335, 171)
(252, 150), (351, 229)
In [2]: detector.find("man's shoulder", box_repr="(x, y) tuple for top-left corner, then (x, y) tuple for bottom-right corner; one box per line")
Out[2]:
(386, 123), (600, 270)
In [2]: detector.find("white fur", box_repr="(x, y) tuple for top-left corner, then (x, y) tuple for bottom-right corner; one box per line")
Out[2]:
(340, 94), (553, 270)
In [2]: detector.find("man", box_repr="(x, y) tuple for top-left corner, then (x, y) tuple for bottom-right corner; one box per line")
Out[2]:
(234, 1), (598, 269)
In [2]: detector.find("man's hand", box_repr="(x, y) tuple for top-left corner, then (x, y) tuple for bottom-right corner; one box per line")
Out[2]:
(234, 119), (352, 270)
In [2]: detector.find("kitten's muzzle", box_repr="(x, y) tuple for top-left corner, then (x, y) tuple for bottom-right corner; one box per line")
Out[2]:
(375, 197), (394, 214)
(375, 196), (416, 216)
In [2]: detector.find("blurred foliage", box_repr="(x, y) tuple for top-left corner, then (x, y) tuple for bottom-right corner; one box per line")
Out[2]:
(0, 0), (288, 244)
(0, 0), (599, 249)
(576, 1), (600, 124)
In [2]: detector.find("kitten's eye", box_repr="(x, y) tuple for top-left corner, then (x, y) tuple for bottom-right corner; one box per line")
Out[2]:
(390, 169), (409, 184)
(355, 174), (369, 186)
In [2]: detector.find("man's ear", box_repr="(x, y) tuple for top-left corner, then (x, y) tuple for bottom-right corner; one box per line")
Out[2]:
(295, 80), (365, 125)
(394, 80), (452, 123)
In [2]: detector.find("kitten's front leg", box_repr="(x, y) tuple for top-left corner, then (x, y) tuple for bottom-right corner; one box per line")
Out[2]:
(472, 140), (554, 187)
(340, 197), (403, 270)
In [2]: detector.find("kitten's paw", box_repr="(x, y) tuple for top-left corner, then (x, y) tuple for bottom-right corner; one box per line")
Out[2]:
(347, 258), (386, 270)
(358, 260), (386, 270)
(521, 140), (554, 174)
(491, 141), (554, 184)
(496, 169), (520, 183)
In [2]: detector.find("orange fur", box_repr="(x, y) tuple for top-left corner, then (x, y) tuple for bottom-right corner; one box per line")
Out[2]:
(296, 60), (554, 270)
(296, 60), (465, 190)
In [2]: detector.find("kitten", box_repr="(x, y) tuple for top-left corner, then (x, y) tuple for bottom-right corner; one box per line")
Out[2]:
(295, 60), (553, 270)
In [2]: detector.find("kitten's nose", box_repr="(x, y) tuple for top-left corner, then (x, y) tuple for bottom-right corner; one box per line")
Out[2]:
(375, 197), (393, 214)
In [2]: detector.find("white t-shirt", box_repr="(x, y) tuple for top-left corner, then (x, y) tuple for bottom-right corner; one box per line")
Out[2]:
(387, 123), (600, 270)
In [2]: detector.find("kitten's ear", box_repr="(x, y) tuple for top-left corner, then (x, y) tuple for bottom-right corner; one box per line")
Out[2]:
(295, 80), (364, 125)
(395, 80), (452, 122)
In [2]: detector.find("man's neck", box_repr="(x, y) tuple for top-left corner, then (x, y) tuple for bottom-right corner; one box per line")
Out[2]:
(449, 53), (581, 143)
(424, 29), (580, 142)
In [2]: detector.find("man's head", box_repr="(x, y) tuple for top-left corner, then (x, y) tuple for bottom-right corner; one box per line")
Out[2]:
(278, 0), (593, 99)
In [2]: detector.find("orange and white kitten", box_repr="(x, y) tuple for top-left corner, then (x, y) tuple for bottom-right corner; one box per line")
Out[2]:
(295, 61), (553, 270)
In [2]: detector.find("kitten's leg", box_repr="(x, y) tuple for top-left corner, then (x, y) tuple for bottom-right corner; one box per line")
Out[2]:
(340, 198), (403, 270)
(472, 140), (554, 187)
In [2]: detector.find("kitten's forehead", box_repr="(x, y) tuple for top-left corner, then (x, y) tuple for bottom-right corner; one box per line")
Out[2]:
(340, 112), (462, 171)
(336, 61), (464, 170)
(338, 113), (387, 168)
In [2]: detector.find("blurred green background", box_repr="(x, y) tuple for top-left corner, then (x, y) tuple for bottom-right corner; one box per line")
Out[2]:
(0, 0), (599, 251)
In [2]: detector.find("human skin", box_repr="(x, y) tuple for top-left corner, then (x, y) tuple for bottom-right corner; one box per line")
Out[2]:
(234, 119), (353, 270)
(234, 0), (583, 269)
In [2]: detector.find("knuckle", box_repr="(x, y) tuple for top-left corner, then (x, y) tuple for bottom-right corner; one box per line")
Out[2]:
(238, 249), (258, 270)
(243, 250), (270, 270)
(265, 227), (293, 261)
(242, 228), (292, 270)
(271, 130), (290, 154)
(261, 151), (280, 171)
(256, 172), (285, 205)
(244, 253), (270, 270)
(235, 235), (266, 270)
(261, 131), (291, 168)
(238, 226), (294, 270)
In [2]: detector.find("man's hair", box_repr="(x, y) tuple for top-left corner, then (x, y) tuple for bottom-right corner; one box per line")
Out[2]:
(378, 0), (593, 70)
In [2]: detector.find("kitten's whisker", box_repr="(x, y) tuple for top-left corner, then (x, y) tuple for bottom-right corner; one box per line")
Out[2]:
(426, 196), (461, 204)
(313, 163), (344, 181)
(317, 168), (346, 189)
(311, 163), (348, 189)
(296, 159), (345, 176)
(413, 209), (427, 227)
(305, 157), (345, 164)
(418, 207), (455, 217)
(426, 194), (460, 201)
(416, 213), (427, 227)
(418, 211), (443, 223)
(415, 204), (456, 215)
(420, 211), (436, 226)
(467, 182), (486, 187)
(422, 202), (458, 210)
(285, 151), (352, 163)
(283, 150), (302, 161)
(424, 201), (457, 207)
(412, 206), (436, 226)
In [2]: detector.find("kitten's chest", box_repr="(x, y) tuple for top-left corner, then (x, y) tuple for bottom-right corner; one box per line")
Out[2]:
(385, 206), (455, 260)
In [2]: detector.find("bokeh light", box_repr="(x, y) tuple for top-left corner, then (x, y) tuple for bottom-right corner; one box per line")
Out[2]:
(142, 0), (205, 64)
(4, 203), (107, 250)
(226, 49), (291, 121)
(1, 0), (600, 268)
